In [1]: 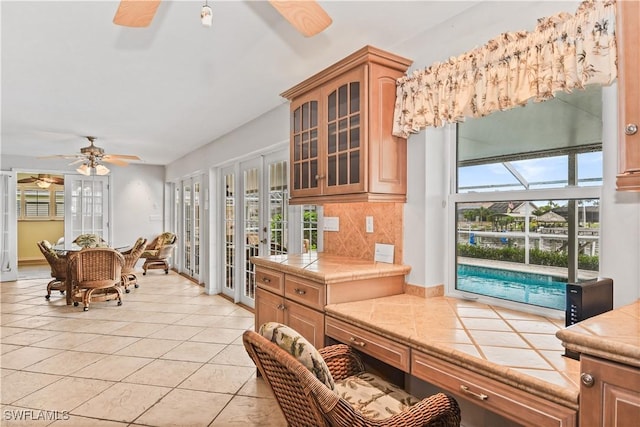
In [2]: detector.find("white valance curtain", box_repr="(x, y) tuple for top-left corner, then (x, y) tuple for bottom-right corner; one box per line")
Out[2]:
(392, 0), (617, 137)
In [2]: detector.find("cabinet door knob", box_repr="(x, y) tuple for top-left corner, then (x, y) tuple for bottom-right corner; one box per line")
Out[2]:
(315, 174), (325, 180)
(580, 373), (595, 387)
(294, 288), (306, 295)
(276, 304), (286, 311)
(625, 123), (638, 135)
(261, 277), (271, 283)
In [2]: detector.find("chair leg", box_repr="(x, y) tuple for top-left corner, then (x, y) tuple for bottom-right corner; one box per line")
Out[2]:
(83, 289), (94, 311)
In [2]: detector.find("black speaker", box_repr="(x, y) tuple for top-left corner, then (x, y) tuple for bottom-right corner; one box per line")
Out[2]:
(564, 277), (613, 359)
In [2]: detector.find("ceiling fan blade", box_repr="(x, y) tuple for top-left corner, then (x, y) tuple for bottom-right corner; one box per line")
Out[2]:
(68, 158), (86, 166)
(105, 154), (141, 161)
(17, 177), (38, 184)
(102, 157), (130, 167)
(269, 1), (332, 37)
(113, 0), (161, 28)
(38, 154), (81, 160)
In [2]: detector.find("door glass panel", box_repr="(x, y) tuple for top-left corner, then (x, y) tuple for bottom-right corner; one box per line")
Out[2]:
(244, 167), (259, 301)
(328, 155), (336, 186)
(338, 84), (348, 116)
(224, 173), (235, 294)
(66, 176), (108, 246)
(350, 151), (359, 183)
(269, 161), (288, 255)
(328, 91), (336, 121)
(328, 123), (337, 154)
(339, 153), (348, 185)
(183, 183), (192, 274)
(194, 182), (200, 276)
(350, 82), (360, 113)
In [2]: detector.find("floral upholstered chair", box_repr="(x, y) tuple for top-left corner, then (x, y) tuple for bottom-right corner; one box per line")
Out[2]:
(119, 237), (147, 293)
(243, 322), (461, 427)
(37, 240), (68, 300)
(141, 232), (177, 275)
(72, 233), (108, 249)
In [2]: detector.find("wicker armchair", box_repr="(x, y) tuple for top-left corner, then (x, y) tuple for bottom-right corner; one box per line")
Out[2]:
(37, 240), (68, 300)
(68, 248), (125, 311)
(141, 232), (177, 275)
(243, 324), (461, 427)
(120, 237), (147, 293)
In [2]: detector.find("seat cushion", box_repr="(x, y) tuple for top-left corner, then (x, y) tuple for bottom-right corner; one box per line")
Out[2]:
(259, 322), (335, 390)
(333, 372), (421, 420)
(141, 249), (159, 258)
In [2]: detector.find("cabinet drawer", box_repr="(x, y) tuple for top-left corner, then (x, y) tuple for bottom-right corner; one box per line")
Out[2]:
(411, 350), (577, 427)
(255, 267), (284, 294)
(325, 317), (410, 372)
(285, 275), (324, 310)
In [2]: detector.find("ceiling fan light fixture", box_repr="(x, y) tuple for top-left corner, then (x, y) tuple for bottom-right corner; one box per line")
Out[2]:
(95, 164), (110, 176)
(36, 180), (51, 189)
(201, 2), (212, 27)
(77, 164), (91, 176)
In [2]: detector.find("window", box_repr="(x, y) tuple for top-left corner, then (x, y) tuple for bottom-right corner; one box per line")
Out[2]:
(451, 86), (602, 312)
(17, 186), (64, 220)
(302, 205), (319, 253)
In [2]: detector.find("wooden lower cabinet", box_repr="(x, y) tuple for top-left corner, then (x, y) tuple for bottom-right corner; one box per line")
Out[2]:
(411, 350), (577, 427)
(579, 355), (640, 427)
(254, 263), (407, 350)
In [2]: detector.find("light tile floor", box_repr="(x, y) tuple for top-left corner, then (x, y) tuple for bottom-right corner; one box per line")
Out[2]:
(1, 269), (286, 427)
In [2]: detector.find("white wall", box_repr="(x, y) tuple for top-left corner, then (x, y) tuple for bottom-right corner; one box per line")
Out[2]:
(165, 105), (289, 181)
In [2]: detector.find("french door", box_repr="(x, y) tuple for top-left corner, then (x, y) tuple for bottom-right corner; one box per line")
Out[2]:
(63, 175), (109, 247)
(0, 172), (17, 282)
(181, 176), (202, 282)
(221, 151), (289, 307)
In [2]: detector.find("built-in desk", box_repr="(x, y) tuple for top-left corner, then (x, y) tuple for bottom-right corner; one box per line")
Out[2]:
(556, 300), (640, 427)
(326, 294), (580, 426)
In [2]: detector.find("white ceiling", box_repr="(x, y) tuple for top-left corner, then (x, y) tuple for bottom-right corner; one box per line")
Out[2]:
(1, 0), (486, 166)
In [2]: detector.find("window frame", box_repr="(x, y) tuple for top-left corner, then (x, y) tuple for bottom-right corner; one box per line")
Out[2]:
(17, 184), (64, 221)
(446, 130), (603, 317)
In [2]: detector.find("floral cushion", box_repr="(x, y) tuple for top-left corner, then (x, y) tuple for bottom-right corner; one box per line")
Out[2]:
(141, 249), (159, 258)
(73, 234), (107, 248)
(40, 240), (58, 258)
(156, 232), (176, 248)
(259, 322), (335, 390)
(333, 372), (421, 420)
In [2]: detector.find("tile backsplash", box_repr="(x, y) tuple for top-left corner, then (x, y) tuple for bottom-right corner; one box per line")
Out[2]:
(322, 202), (403, 263)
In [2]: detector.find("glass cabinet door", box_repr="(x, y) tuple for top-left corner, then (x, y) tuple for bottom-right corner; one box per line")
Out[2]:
(291, 95), (319, 194)
(324, 68), (365, 195)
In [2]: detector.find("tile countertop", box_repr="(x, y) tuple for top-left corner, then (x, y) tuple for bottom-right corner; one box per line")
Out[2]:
(325, 294), (581, 409)
(250, 253), (411, 283)
(556, 300), (640, 368)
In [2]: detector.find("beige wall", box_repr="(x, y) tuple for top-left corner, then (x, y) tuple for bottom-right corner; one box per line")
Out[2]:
(18, 220), (64, 263)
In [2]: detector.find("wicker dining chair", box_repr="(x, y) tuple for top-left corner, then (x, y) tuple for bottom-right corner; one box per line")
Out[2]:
(243, 323), (461, 427)
(120, 237), (147, 293)
(141, 232), (177, 275)
(37, 240), (68, 300)
(68, 247), (125, 311)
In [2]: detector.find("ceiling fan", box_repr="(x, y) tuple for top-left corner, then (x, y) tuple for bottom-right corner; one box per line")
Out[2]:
(113, 0), (332, 37)
(17, 174), (64, 189)
(41, 136), (141, 176)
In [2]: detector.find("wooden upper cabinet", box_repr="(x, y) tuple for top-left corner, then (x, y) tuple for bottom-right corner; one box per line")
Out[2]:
(616, 0), (640, 190)
(282, 46), (412, 204)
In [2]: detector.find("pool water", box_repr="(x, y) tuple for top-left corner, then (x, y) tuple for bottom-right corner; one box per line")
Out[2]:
(456, 264), (566, 310)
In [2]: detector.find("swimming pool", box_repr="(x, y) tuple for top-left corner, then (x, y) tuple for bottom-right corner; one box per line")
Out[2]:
(456, 264), (566, 310)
